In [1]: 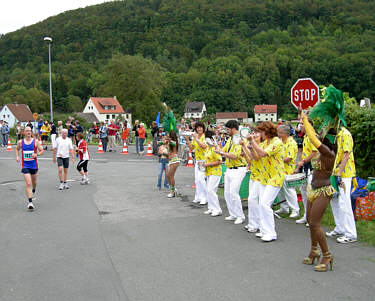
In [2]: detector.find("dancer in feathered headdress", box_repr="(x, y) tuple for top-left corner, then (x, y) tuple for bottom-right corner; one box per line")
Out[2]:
(160, 111), (180, 198)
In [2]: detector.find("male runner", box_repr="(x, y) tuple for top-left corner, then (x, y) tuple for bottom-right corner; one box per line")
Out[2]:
(15, 126), (44, 210)
(53, 129), (75, 190)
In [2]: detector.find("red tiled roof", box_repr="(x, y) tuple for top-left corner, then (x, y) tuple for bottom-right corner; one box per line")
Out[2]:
(216, 112), (248, 119)
(5, 104), (33, 121)
(90, 97), (125, 114)
(254, 105), (277, 114)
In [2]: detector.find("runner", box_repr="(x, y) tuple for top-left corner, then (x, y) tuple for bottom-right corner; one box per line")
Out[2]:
(53, 128), (75, 190)
(76, 132), (90, 185)
(15, 126), (44, 210)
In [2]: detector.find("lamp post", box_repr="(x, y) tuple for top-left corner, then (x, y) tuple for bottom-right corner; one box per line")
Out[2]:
(44, 36), (53, 122)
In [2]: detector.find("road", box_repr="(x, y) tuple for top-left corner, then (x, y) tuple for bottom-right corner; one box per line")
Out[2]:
(0, 145), (374, 301)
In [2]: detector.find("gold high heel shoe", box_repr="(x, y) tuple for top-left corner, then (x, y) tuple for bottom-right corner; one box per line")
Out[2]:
(302, 246), (321, 265)
(314, 251), (334, 272)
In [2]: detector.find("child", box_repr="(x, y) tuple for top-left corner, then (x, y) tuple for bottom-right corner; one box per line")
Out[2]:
(157, 136), (169, 190)
(76, 132), (90, 184)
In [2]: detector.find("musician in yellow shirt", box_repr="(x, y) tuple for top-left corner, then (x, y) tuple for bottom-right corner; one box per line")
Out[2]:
(275, 125), (300, 218)
(203, 131), (222, 217)
(249, 121), (284, 242)
(216, 120), (247, 225)
(241, 129), (267, 233)
(186, 122), (208, 205)
(327, 127), (357, 243)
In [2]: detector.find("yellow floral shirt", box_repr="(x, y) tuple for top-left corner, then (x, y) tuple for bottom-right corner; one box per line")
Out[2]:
(333, 127), (356, 178)
(204, 147), (222, 177)
(283, 136), (298, 175)
(263, 137), (285, 187)
(222, 137), (247, 168)
(191, 134), (207, 161)
(250, 141), (267, 184)
(302, 135), (318, 160)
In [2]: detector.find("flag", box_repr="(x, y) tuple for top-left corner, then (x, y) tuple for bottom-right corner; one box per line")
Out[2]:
(155, 112), (160, 126)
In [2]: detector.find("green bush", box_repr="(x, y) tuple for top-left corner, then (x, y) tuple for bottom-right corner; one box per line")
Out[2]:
(345, 101), (375, 178)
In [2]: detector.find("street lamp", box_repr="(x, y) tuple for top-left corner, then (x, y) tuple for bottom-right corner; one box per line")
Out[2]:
(44, 36), (53, 122)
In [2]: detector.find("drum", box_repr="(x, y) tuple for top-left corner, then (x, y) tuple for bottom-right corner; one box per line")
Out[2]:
(285, 173), (306, 188)
(197, 160), (206, 172)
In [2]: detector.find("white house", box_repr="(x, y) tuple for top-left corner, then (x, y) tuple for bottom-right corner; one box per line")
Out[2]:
(254, 105), (277, 122)
(83, 97), (131, 125)
(184, 102), (206, 120)
(216, 112), (248, 125)
(0, 104), (35, 128)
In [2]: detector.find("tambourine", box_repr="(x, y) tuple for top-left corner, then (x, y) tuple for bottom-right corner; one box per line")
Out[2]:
(205, 137), (217, 147)
(197, 161), (206, 172)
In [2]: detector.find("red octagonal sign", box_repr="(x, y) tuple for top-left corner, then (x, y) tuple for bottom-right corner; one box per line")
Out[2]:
(291, 78), (320, 110)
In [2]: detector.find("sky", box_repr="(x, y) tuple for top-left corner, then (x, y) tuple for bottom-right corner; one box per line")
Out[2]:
(0, 0), (113, 34)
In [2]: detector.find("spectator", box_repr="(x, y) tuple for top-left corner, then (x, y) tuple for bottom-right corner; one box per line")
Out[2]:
(41, 121), (51, 150)
(107, 120), (119, 152)
(132, 120), (140, 154)
(50, 121), (57, 148)
(57, 121), (63, 137)
(37, 118), (44, 138)
(121, 121), (129, 146)
(0, 120), (3, 146)
(1, 121), (9, 147)
(137, 123), (146, 155)
(16, 122), (23, 142)
(151, 121), (159, 155)
(99, 122), (108, 152)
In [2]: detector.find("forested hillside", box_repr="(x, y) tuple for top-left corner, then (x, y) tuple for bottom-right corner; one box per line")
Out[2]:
(1, 0), (375, 123)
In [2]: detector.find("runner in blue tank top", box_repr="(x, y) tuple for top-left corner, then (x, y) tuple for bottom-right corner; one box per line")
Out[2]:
(16, 126), (44, 210)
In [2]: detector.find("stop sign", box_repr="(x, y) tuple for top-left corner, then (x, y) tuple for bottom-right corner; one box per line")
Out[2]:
(291, 78), (320, 110)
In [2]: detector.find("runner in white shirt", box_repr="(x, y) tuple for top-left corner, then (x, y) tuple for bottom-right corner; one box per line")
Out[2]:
(53, 129), (75, 190)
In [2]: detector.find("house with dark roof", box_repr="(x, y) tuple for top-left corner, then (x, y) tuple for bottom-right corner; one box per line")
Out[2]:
(216, 112), (249, 124)
(184, 102), (206, 120)
(0, 104), (34, 128)
(83, 97), (131, 125)
(254, 105), (277, 122)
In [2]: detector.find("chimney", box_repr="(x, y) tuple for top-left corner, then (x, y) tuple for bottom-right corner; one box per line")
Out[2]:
(114, 96), (117, 100)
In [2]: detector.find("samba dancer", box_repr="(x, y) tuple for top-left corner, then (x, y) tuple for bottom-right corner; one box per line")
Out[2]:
(216, 120), (247, 225)
(202, 131), (223, 216)
(185, 122), (208, 205)
(300, 111), (336, 271)
(248, 121), (285, 242)
(165, 131), (180, 198)
(275, 125), (300, 218)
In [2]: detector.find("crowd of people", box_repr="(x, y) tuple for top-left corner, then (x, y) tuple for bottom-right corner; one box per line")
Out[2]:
(11, 86), (358, 272)
(154, 96), (357, 272)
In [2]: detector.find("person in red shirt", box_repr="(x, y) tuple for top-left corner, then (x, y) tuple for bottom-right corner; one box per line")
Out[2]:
(76, 133), (90, 184)
(107, 120), (119, 152)
(137, 123), (146, 154)
(121, 121), (130, 145)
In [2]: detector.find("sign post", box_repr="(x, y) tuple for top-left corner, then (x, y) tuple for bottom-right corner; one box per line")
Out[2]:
(33, 113), (38, 135)
(291, 78), (320, 110)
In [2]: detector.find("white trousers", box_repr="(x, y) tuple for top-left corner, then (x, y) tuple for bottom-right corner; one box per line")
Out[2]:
(300, 173), (313, 218)
(224, 167), (247, 219)
(206, 175), (221, 213)
(194, 162), (207, 203)
(259, 185), (281, 239)
(279, 180), (300, 213)
(331, 177), (357, 238)
(247, 179), (262, 229)
(51, 134), (57, 148)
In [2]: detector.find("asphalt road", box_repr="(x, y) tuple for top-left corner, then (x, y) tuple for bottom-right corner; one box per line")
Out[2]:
(0, 144), (374, 301)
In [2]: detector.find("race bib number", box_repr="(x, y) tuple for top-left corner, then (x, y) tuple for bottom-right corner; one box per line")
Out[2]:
(23, 150), (34, 161)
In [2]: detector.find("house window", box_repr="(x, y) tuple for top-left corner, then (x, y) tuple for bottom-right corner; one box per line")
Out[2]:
(126, 114), (129, 119)
(112, 115), (116, 119)
(106, 115), (110, 119)
(7, 115), (10, 118)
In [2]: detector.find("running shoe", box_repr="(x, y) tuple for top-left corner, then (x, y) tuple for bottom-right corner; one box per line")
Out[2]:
(64, 183), (70, 189)
(337, 236), (357, 244)
(59, 183), (64, 190)
(326, 230), (343, 238)
(28, 202), (35, 210)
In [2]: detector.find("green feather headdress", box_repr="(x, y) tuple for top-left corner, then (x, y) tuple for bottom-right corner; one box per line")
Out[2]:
(309, 85), (346, 140)
(162, 111), (177, 133)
